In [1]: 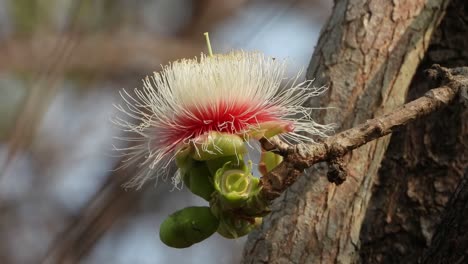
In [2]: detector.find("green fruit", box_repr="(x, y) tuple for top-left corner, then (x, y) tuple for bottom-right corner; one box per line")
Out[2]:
(159, 206), (219, 248)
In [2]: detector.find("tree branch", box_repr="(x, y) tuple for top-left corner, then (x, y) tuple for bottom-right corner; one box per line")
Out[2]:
(260, 65), (468, 201)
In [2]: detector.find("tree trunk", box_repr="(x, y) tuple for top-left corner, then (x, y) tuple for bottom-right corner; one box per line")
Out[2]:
(242, 0), (450, 263)
(419, 169), (468, 264)
(359, 0), (468, 262)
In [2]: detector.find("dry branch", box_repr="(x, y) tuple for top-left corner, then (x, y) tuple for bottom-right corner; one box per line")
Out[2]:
(259, 65), (467, 201)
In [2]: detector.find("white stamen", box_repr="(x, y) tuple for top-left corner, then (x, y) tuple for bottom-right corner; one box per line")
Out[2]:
(113, 51), (334, 188)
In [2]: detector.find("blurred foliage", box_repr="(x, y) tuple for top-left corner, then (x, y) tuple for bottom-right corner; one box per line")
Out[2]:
(9, 0), (142, 34)
(11, 0), (46, 33)
(0, 0), (330, 263)
(0, 77), (27, 140)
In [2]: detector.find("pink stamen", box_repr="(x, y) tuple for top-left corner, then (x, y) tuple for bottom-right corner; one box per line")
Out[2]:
(285, 123), (295, 132)
(164, 101), (282, 149)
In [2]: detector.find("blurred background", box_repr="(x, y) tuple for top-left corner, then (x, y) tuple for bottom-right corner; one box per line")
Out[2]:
(0, 0), (332, 263)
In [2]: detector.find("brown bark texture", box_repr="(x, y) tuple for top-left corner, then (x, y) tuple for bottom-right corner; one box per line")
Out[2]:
(419, 169), (468, 264)
(359, 0), (468, 263)
(242, 0), (451, 263)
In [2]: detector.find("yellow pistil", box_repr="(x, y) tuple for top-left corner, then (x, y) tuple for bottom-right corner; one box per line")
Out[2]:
(204, 32), (213, 57)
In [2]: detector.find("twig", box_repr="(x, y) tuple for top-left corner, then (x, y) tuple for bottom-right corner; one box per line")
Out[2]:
(260, 65), (468, 200)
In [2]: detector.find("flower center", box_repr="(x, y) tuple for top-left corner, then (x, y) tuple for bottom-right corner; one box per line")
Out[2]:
(166, 101), (281, 145)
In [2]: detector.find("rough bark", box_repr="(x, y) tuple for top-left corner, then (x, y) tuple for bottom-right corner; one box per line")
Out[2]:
(419, 169), (468, 264)
(359, 0), (468, 262)
(242, 0), (450, 263)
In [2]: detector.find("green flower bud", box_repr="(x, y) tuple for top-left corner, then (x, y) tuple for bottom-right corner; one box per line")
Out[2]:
(183, 161), (215, 201)
(175, 144), (194, 172)
(191, 132), (247, 161)
(213, 161), (260, 208)
(205, 155), (243, 176)
(247, 121), (294, 139)
(258, 151), (283, 176)
(159, 206), (219, 248)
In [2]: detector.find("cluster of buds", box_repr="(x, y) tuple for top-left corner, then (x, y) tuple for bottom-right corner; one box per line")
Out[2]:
(160, 132), (281, 248)
(114, 34), (332, 248)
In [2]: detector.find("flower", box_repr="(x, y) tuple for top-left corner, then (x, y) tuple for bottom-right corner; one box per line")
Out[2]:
(113, 51), (332, 188)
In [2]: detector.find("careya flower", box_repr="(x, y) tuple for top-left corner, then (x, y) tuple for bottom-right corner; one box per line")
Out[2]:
(113, 43), (335, 248)
(113, 50), (332, 189)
